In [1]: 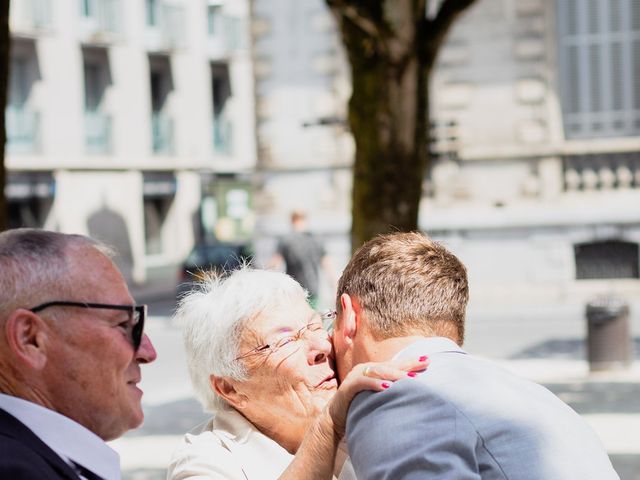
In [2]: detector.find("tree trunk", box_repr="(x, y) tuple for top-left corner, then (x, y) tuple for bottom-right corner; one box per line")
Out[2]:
(347, 40), (429, 250)
(0, 0), (9, 231)
(327, 0), (477, 251)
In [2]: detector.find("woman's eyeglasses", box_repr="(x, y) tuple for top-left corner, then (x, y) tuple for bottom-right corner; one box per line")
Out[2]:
(235, 310), (337, 361)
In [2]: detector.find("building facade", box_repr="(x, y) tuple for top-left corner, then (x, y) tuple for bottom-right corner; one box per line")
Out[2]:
(252, 0), (640, 306)
(6, 0), (256, 282)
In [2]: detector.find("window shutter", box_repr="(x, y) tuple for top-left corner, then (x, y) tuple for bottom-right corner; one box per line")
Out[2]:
(556, 0), (640, 138)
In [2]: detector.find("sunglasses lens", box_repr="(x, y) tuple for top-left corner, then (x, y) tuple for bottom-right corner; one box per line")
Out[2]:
(132, 307), (145, 350)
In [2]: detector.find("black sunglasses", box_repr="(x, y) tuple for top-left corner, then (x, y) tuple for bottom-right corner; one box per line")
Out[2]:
(29, 301), (147, 351)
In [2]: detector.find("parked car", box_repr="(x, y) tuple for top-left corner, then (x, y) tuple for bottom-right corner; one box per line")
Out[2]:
(176, 241), (253, 298)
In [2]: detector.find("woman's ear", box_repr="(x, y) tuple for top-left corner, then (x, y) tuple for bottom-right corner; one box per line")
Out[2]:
(210, 375), (248, 410)
(5, 309), (49, 370)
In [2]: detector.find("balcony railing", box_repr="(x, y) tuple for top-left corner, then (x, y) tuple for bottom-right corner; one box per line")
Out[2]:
(206, 15), (247, 59)
(213, 117), (232, 155)
(85, 111), (112, 154)
(78, 0), (120, 43)
(563, 153), (640, 191)
(152, 112), (174, 155)
(145, 4), (186, 52)
(6, 107), (40, 153)
(10, 0), (52, 34)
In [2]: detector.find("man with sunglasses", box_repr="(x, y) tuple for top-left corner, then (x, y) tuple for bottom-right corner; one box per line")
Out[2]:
(0, 228), (157, 480)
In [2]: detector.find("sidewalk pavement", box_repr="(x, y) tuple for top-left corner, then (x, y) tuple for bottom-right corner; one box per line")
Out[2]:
(496, 359), (640, 462)
(110, 350), (640, 479)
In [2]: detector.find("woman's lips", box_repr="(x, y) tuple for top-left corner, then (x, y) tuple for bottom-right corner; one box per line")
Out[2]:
(316, 373), (338, 389)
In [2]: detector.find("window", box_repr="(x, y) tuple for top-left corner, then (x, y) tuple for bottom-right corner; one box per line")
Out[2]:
(149, 56), (174, 154)
(81, 0), (94, 17)
(146, 0), (158, 26)
(83, 49), (112, 153)
(575, 240), (640, 279)
(144, 198), (169, 254)
(211, 64), (232, 154)
(7, 53), (39, 153)
(7, 173), (54, 229)
(556, 0), (640, 139)
(143, 173), (176, 255)
(207, 5), (222, 36)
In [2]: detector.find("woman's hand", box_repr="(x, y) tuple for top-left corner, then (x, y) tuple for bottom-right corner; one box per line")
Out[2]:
(326, 356), (429, 439)
(280, 356), (428, 480)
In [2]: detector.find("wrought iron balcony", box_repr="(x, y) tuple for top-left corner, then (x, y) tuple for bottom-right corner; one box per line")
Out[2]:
(6, 106), (40, 154)
(78, 0), (121, 43)
(145, 3), (186, 52)
(213, 117), (232, 155)
(85, 111), (112, 154)
(10, 0), (52, 34)
(206, 14), (247, 59)
(151, 112), (174, 155)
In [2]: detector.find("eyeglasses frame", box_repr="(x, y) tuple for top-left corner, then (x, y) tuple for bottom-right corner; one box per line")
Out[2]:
(235, 310), (337, 361)
(28, 301), (147, 351)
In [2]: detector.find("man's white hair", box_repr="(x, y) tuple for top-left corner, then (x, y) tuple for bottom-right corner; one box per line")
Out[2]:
(0, 228), (114, 320)
(174, 266), (308, 413)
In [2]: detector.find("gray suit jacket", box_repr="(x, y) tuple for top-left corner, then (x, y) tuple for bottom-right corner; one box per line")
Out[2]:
(346, 337), (619, 480)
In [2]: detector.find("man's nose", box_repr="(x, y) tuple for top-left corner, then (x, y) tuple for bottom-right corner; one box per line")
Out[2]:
(136, 334), (158, 364)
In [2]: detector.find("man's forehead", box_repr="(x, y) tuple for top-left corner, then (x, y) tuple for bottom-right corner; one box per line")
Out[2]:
(67, 246), (131, 298)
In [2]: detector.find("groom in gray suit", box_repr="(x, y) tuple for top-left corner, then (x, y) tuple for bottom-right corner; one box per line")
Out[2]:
(332, 231), (618, 480)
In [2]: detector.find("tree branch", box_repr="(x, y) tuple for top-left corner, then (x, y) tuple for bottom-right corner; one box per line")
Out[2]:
(326, 0), (393, 59)
(326, 0), (382, 39)
(428, 0), (477, 45)
(417, 0), (477, 67)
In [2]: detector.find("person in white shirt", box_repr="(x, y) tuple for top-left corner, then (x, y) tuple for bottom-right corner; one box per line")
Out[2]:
(0, 229), (158, 480)
(167, 267), (427, 480)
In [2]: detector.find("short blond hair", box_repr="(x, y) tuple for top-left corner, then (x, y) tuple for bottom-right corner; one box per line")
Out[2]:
(337, 231), (469, 343)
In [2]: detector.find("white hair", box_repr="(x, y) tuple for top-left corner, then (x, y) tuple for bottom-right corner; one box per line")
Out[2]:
(174, 266), (308, 413)
(0, 228), (114, 319)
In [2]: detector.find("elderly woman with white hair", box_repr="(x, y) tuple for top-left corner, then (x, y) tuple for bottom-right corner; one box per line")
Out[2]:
(167, 267), (427, 479)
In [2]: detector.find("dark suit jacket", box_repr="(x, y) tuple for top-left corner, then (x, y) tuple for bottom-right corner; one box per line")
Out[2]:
(0, 407), (81, 479)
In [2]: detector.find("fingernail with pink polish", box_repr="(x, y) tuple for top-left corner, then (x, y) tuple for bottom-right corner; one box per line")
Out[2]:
(419, 355), (428, 362)
(381, 382), (390, 389)
(407, 371), (417, 377)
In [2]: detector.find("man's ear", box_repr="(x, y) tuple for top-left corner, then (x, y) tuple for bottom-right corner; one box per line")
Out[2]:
(210, 375), (249, 410)
(4, 309), (49, 370)
(339, 293), (361, 344)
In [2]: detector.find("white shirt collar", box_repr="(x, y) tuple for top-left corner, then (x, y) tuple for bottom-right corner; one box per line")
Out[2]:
(0, 393), (121, 480)
(393, 336), (466, 360)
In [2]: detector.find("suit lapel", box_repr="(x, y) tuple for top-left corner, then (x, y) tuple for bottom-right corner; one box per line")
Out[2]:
(0, 408), (81, 480)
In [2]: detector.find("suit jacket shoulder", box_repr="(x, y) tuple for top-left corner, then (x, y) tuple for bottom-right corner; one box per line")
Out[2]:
(347, 350), (619, 480)
(0, 408), (80, 480)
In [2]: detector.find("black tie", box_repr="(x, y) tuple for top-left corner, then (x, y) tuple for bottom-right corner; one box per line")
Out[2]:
(72, 461), (105, 480)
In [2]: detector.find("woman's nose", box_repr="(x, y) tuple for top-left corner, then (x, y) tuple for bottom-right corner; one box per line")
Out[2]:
(306, 329), (332, 364)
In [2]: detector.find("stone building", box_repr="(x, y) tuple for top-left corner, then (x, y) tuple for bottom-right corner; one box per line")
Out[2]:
(251, 0), (640, 305)
(6, 0), (256, 282)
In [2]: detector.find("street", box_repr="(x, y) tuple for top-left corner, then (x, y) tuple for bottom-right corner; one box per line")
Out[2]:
(110, 294), (640, 480)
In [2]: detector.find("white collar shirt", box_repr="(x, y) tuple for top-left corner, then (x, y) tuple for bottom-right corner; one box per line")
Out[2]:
(0, 393), (121, 480)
